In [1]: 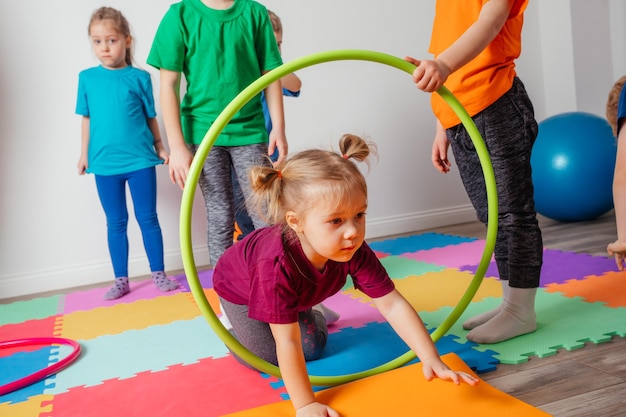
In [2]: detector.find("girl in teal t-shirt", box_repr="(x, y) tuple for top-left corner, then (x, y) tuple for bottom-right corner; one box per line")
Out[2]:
(76, 7), (179, 299)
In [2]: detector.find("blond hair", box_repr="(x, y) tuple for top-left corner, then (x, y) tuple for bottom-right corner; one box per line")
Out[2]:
(88, 7), (133, 66)
(248, 134), (376, 228)
(606, 75), (626, 137)
(267, 9), (282, 35)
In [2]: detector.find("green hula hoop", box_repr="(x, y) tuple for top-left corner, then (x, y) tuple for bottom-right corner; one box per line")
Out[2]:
(180, 49), (497, 386)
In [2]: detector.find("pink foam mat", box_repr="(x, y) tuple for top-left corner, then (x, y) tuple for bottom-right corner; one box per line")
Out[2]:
(404, 240), (490, 269)
(62, 278), (182, 314)
(323, 291), (385, 332)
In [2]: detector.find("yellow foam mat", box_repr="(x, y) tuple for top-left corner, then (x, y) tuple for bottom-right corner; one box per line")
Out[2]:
(345, 269), (502, 311)
(0, 394), (53, 414)
(223, 353), (552, 417)
(56, 293), (202, 340)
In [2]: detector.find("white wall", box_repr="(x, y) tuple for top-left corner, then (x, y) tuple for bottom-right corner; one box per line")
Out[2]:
(0, 0), (624, 299)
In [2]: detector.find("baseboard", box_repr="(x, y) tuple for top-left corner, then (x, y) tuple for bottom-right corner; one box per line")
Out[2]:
(365, 204), (476, 239)
(0, 206), (476, 300)
(0, 247), (211, 301)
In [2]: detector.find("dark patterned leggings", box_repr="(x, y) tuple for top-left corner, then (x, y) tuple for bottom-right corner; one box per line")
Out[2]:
(219, 297), (328, 370)
(447, 77), (543, 288)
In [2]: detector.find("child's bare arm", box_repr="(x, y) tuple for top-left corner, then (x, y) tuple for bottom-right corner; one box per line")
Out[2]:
(78, 116), (90, 175)
(147, 117), (169, 164)
(608, 120), (626, 269)
(264, 76), (288, 165)
(373, 289), (479, 386)
(407, 0), (514, 93)
(270, 323), (339, 417)
(281, 72), (302, 93)
(159, 69), (193, 189)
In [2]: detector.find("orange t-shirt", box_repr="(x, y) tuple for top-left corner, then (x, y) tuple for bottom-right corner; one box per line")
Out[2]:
(429, 0), (528, 128)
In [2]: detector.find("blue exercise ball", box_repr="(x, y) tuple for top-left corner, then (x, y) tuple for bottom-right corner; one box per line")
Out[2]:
(531, 112), (617, 222)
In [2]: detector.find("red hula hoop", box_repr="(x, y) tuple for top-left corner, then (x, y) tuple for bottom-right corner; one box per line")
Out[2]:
(0, 337), (81, 396)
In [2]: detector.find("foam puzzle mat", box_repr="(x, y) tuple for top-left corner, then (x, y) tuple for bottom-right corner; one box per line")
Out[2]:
(1, 232), (625, 416)
(224, 353), (553, 417)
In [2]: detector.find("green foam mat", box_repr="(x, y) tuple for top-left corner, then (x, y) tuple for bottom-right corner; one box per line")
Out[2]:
(419, 290), (626, 364)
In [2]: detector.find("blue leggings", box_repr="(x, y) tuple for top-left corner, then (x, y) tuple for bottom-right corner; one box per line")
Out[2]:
(95, 166), (164, 277)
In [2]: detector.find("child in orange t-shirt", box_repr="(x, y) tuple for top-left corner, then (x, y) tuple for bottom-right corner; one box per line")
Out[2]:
(406, 0), (542, 344)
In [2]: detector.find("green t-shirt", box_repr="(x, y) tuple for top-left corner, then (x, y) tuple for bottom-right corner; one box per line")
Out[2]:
(148, 0), (283, 146)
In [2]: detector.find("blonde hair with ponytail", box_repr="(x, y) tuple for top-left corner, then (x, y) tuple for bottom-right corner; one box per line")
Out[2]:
(248, 134), (377, 230)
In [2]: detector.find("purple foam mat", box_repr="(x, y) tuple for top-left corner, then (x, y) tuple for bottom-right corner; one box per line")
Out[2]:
(460, 248), (616, 287)
(174, 269), (214, 291)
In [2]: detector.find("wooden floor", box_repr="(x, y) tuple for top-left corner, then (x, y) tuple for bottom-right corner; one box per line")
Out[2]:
(414, 212), (626, 417)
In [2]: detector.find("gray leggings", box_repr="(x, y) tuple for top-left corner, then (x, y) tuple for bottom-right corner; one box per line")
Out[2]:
(219, 297), (328, 369)
(188, 143), (270, 265)
(447, 77), (543, 288)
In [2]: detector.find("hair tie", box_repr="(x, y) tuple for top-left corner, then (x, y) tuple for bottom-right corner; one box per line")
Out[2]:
(276, 170), (283, 178)
(342, 154), (349, 159)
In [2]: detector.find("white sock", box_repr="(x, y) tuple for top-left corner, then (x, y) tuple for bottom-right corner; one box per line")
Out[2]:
(462, 280), (509, 330)
(312, 303), (340, 325)
(218, 301), (233, 330)
(466, 287), (537, 344)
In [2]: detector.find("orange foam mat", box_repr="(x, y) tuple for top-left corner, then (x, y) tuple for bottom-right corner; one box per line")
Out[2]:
(224, 353), (552, 417)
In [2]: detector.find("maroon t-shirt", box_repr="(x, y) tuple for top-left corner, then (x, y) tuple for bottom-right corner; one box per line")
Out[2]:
(213, 225), (395, 324)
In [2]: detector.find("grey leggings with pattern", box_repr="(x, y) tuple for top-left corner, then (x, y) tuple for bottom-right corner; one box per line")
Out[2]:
(188, 143), (270, 265)
(219, 297), (328, 369)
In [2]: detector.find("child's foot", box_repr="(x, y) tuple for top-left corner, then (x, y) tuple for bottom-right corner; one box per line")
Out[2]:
(313, 303), (340, 324)
(466, 309), (536, 343)
(467, 287), (537, 343)
(152, 271), (179, 292)
(463, 280), (509, 329)
(462, 306), (502, 330)
(104, 277), (130, 300)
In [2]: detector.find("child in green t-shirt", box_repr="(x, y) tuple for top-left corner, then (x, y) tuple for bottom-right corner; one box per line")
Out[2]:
(148, 0), (287, 265)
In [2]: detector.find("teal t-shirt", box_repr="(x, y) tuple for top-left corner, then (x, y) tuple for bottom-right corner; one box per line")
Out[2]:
(75, 66), (163, 176)
(147, 0), (283, 146)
